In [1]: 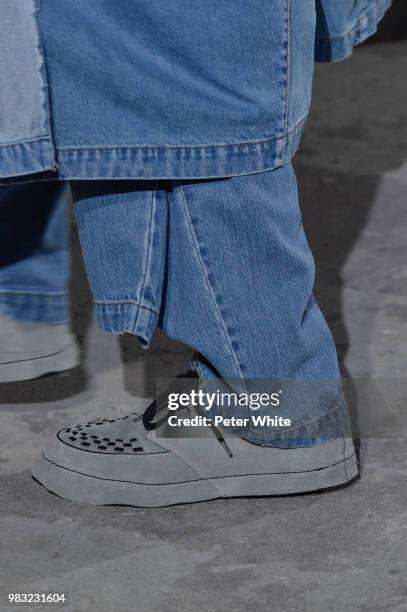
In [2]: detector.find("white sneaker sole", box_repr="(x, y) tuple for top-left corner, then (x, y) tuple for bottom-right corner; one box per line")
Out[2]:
(0, 342), (80, 383)
(32, 444), (359, 508)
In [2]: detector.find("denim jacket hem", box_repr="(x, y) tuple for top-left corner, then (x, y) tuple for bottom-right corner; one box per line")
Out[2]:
(0, 1), (391, 183)
(0, 115), (307, 182)
(315, 0), (391, 62)
(0, 138), (57, 180)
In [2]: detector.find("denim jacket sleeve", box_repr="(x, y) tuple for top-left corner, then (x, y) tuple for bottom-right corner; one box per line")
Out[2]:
(315, 0), (392, 62)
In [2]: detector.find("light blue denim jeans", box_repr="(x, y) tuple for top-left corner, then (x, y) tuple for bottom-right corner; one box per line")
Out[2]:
(0, 166), (350, 445)
(70, 165), (350, 447)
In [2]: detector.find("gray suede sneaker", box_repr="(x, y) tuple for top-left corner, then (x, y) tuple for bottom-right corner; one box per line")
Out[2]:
(32, 402), (358, 507)
(0, 316), (79, 383)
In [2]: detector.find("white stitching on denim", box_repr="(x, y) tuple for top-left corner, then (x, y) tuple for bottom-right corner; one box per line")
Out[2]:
(283, 0), (291, 159)
(178, 185), (245, 383)
(94, 301), (158, 314)
(56, 114), (309, 151)
(131, 185), (158, 335)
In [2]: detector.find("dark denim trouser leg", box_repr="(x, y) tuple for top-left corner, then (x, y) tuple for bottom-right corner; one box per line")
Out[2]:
(0, 182), (70, 323)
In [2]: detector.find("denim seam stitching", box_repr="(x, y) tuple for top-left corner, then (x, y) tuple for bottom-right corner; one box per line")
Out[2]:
(1, 139), (54, 162)
(55, 115), (308, 152)
(33, 0), (58, 169)
(0, 290), (67, 298)
(0, 136), (52, 148)
(248, 394), (346, 437)
(94, 301), (159, 315)
(315, 0), (388, 40)
(178, 185), (245, 383)
(282, 0), (291, 159)
(130, 184), (157, 335)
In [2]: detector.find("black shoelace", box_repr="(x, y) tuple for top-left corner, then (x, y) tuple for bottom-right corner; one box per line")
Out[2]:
(135, 370), (233, 457)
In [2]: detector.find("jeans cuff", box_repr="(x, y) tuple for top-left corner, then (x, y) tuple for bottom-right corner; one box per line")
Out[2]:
(314, 0), (391, 63)
(94, 300), (159, 348)
(192, 358), (351, 449)
(240, 393), (351, 448)
(0, 291), (70, 323)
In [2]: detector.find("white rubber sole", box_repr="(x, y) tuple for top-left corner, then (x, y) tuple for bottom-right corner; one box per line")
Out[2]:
(0, 342), (80, 383)
(32, 450), (359, 508)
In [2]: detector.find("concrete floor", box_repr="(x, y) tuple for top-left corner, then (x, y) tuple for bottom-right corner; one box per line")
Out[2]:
(1, 40), (407, 612)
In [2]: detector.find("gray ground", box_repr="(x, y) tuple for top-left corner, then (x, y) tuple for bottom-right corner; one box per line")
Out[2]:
(1, 38), (407, 612)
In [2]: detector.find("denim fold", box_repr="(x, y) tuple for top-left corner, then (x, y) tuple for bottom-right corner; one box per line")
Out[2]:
(72, 166), (351, 447)
(0, 291), (69, 324)
(94, 300), (159, 348)
(315, 0), (392, 62)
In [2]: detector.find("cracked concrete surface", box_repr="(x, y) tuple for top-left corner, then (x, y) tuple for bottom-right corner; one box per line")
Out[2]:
(1, 39), (407, 612)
